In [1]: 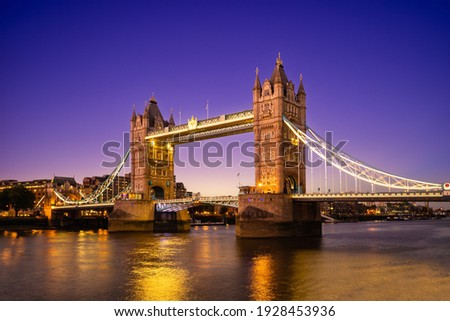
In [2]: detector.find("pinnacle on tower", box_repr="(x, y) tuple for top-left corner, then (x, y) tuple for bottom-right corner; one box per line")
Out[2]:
(270, 53), (289, 87)
(297, 73), (306, 97)
(150, 93), (157, 104)
(276, 52), (283, 66)
(143, 103), (150, 118)
(253, 67), (261, 91)
(131, 104), (137, 121)
(168, 109), (175, 127)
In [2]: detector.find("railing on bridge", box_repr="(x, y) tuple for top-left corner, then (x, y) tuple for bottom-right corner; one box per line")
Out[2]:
(155, 196), (238, 212)
(145, 109), (254, 142)
(292, 191), (448, 202)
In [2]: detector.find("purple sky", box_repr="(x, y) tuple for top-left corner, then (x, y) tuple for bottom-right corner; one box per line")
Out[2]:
(1, 0), (449, 201)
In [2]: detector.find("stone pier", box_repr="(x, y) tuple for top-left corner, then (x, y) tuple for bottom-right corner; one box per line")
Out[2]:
(108, 200), (155, 232)
(109, 200), (191, 232)
(236, 193), (322, 238)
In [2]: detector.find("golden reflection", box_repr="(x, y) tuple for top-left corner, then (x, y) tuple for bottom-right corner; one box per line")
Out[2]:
(97, 229), (108, 236)
(1, 248), (13, 265)
(74, 230), (111, 272)
(1, 231), (25, 266)
(249, 253), (275, 300)
(97, 229), (109, 242)
(46, 231), (74, 281)
(76, 230), (89, 272)
(3, 231), (18, 238)
(131, 265), (189, 300)
(46, 230), (56, 237)
(128, 238), (190, 300)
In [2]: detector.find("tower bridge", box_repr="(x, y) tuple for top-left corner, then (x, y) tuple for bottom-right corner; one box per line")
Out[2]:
(47, 55), (449, 237)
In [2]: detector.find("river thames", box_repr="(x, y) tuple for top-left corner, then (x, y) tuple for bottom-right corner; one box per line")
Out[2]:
(1, 219), (450, 301)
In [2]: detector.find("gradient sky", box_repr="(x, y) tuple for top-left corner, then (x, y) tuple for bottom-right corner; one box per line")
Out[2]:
(1, 0), (449, 202)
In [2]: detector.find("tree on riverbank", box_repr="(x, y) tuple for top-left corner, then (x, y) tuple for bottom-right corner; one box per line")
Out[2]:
(0, 185), (35, 215)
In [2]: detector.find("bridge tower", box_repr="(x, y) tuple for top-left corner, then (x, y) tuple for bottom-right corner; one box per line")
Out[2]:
(237, 55), (321, 238)
(253, 54), (307, 194)
(130, 95), (175, 200)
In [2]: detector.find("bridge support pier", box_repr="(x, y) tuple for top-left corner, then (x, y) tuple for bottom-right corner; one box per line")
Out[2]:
(109, 200), (191, 232)
(153, 209), (191, 233)
(236, 194), (322, 238)
(109, 200), (155, 232)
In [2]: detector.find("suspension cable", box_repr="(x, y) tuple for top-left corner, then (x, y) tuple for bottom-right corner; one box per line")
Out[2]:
(283, 116), (441, 191)
(53, 149), (131, 204)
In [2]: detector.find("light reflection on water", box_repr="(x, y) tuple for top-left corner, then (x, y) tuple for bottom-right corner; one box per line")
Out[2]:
(249, 253), (275, 301)
(1, 219), (450, 300)
(125, 237), (191, 300)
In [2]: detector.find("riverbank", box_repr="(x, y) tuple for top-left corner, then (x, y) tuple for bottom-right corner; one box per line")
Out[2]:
(0, 216), (108, 231)
(0, 216), (49, 231)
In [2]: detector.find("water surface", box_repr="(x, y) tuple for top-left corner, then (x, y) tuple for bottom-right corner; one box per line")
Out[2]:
(1, 220), (450, 300)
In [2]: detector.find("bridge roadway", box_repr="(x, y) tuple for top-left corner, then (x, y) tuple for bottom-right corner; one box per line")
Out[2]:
(155, 191), (450, 212)
(52, 191), (450, 211)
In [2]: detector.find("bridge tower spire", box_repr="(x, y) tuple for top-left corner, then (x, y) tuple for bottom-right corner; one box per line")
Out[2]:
(168, 108), (175, 128)
(297, 74), (306, 132)
(253, 67), (262, 101)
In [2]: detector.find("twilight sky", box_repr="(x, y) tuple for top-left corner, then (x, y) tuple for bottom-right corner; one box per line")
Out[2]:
(1, 0), (449, 199)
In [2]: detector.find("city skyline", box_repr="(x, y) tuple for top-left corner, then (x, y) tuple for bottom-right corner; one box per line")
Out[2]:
(1, 0), (449, 198)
